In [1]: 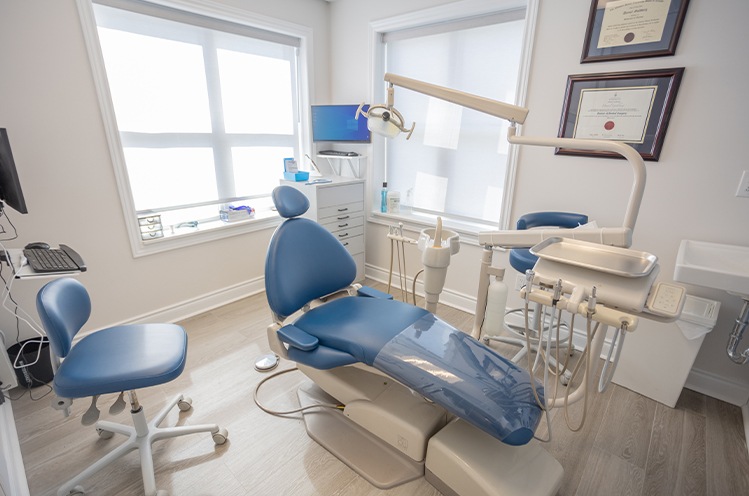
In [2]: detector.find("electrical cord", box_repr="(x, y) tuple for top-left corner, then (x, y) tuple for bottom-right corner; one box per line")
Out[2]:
(253, 367), (342, 417)
(0, 205), (19, 241)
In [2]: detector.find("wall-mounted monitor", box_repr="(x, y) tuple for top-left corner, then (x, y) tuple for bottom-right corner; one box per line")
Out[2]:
(0, 128), (29, 214)
(311, 104), (371, 143)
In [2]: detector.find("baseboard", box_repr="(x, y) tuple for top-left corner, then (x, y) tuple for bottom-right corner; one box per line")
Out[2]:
(107, 276), (266, 328)
(0, 400), (30, 496)
(685, 367), (749, 407)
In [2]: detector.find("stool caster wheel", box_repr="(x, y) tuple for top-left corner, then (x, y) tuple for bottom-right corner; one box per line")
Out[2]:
(68, 485), (85, 495)
(97, 428), (114, 439)
(212, 427), (229, 445)
(177, 396), (193, 412)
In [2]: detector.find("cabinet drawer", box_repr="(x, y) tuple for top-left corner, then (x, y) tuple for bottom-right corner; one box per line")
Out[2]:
(321, 215), (364, 233)
(317, 183), (364, 209)
(141, 230), (164, 241)
(319, 201), (363, 220)
(331, 225), (364, 242)
(138, 215), (161, 226)
(339, 234), (364, 255)
(139, 223), (163, 233)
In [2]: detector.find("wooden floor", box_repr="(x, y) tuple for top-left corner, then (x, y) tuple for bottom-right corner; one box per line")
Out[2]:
(10, 280), (749, 495)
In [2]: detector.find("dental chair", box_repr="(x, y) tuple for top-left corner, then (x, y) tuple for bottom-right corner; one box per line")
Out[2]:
(37, 278), (228, 496)
(264, 186), (563, 496)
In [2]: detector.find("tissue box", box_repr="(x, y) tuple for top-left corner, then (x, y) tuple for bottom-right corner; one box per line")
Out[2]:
(283, 171), (309, 182)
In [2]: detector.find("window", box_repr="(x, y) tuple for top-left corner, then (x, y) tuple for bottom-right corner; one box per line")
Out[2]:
(370, 1), (536, 234)
(78, 0), (311, 254)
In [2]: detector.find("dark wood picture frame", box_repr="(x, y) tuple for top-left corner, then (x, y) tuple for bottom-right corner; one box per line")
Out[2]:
(581, 0), (690, 63)
(556, 68), (684, 161)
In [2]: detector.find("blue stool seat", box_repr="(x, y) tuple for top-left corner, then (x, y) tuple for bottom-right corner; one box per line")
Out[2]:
(52, 323), (186, 398)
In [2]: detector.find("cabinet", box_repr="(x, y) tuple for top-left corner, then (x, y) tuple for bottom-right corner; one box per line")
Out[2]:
(281, 177), (366, 281)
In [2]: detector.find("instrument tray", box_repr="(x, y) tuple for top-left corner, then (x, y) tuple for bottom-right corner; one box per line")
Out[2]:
(530, 237), (657, 278)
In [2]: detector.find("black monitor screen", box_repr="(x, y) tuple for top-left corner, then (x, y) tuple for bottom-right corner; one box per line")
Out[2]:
(311, 104), (371, 143)
(0, 129), (28, 214)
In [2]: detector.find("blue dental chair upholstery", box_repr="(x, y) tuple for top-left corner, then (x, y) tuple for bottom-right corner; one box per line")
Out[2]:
(37, 278), (225, 496)
(266, 186), (544, 446)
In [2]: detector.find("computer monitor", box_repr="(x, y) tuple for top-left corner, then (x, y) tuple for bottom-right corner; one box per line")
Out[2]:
(311, 104), (371, 143)
(0, 128), (29, 214)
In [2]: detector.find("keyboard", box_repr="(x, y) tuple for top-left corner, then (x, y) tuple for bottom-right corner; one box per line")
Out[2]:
(318, 150), (359, 157)
(23, 245), (87, 273)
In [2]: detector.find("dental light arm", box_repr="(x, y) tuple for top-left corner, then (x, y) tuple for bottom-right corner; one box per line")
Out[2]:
(365, 72), (647, 249)
(383, 73), (530, 125)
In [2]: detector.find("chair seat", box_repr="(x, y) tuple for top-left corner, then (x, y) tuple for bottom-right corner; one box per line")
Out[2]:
(291, 297), (429, 367)
(53, 323), (187, 398)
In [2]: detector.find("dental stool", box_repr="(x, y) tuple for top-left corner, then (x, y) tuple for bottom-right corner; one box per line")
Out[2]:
(264, 186), (562, 495)
(485, 212), (588, 365)
(36, 278), (228, 496)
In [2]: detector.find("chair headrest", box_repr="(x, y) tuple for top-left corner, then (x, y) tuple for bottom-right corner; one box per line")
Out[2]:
(273, 186), (310, 218)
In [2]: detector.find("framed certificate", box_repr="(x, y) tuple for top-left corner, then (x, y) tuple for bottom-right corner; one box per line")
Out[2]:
(581, 0), (690, 63)
(556, 68), (684, 161)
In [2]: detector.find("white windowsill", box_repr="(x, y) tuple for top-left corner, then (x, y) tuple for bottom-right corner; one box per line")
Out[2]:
(368, 209), (503, 247)
(133, 209), (281, 257)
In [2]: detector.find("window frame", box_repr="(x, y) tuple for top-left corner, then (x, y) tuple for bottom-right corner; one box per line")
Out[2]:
(76, 0), (314, 256)
(366, 0), (539, 243)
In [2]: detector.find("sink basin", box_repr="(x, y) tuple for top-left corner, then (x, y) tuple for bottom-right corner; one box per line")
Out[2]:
(675, 240), (749, 298)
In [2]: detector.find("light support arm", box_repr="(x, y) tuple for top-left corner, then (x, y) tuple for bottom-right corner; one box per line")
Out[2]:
(384, 73), (529, 124)
(377, 72), (647, 244)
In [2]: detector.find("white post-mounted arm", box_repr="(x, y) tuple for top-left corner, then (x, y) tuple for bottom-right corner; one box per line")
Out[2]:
(507, 127), (646, 234)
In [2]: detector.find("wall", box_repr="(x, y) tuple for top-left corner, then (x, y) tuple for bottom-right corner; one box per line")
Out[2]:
(330, 0), (749, 403)
(0, 0), (330, 340)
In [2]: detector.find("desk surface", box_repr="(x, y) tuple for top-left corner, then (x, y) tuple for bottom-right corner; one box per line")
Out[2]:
(5, 248), (83, 279)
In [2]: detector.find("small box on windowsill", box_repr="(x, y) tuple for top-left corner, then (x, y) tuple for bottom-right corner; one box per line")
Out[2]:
(219, 205), (255, 223)
(283, 171), (310, 182)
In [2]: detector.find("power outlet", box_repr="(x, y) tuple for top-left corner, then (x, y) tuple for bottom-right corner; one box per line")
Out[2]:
(736, 170), (749, 198)
(515, 273), (526, 291)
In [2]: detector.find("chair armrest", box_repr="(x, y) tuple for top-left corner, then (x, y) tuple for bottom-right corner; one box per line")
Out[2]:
(277, 324), (319, 351)
(357, 286), (394, 300)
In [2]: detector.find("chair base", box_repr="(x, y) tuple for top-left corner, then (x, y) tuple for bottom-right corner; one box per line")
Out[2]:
(57, 393), (226, 496)
(297, 381), (425, 489)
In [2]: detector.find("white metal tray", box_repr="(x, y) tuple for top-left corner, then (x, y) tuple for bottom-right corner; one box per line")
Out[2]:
(529, 237), (657, 278)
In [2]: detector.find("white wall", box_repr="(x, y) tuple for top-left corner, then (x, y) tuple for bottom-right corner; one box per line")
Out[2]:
(0, 0), (330, 338)
(330, 0), (749, 403)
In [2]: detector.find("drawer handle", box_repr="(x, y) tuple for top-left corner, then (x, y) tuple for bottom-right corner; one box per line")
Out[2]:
(337, 207), (349, 212)
(337, 215), (350, 220)
(338, 232), (349, 238)
(342, 242), (349, 246)
(338, 223), (348, 228)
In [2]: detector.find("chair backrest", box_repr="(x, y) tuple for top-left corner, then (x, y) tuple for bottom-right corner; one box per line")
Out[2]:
(516, 211), (588, 230)
(36, 278), (92, 358)
(265, 186), (356, 320)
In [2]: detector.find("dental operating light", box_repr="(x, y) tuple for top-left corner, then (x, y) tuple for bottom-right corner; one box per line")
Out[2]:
(356, 81), (415, 139)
